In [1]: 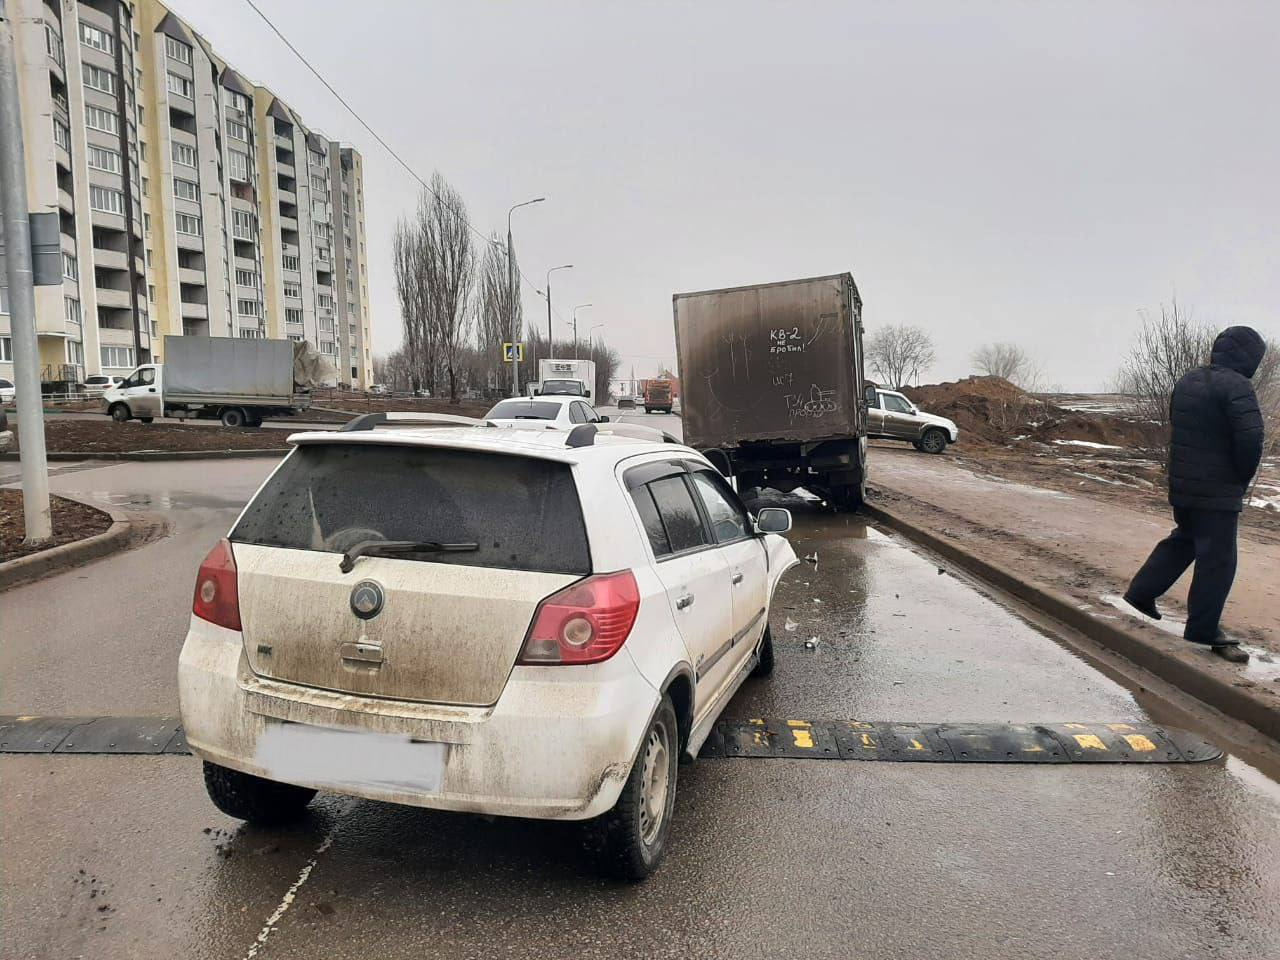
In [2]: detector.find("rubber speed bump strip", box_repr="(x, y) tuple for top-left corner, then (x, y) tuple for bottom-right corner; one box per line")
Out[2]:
(0, 716), (1222, 763)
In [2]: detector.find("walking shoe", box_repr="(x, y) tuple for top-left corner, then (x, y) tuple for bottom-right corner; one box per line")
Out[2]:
(1211, 643), (1250, 664)
(1122, 593), (1161, 620)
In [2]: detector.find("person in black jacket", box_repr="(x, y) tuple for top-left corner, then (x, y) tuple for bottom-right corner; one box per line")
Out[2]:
(1124, 326), (1267, 662)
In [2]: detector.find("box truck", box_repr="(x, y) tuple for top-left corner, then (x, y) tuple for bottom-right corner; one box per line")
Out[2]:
(673, 273), (870, 508)
(528, 358), (597, 399)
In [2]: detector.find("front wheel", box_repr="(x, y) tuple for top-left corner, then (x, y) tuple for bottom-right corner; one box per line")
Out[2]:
(751, 625), (775, 677)
(109, 403), (131, 423)
(920, 428), (948, 455)
(202, 761), (316, 825)
(590, 696), (678, 882)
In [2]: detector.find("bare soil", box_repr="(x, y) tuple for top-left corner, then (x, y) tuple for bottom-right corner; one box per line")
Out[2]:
(10, 420), (293, 453)
(0, 489), (112, 564)
(308, 397), (493, 420)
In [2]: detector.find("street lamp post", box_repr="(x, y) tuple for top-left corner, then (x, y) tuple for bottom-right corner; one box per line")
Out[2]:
(588, 322), (605, 355)
(572, 304), (593, 359)
(545, 264), (573, 359)
(507, 197), (544, 396)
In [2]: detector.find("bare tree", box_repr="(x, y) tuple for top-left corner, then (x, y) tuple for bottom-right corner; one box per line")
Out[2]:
(476, 233), (520, 392)
(866, 325), (936, 388)
(393, 218), (433, 393)
(417, 173), (476, 402)
(972, 342), (1036, 385)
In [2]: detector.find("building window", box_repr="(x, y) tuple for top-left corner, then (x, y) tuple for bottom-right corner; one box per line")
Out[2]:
(172, 177), (199, 201)
(283, 282), (301, 299)
(0, 286), (8, 314)
(310, 175), (327, 192)
(232, 209), (255, 240)
(87, 145), (121, 173)
(79, 22), (115, 55)
(285, 307), (303, 325)
(65, 297), (81, 324)
(282, 254), (300, 272)
(101, 345), (136, 367)
(226, 119), (247, 141)
(228, 151), (250, 182)
(0, 336), (10, 361)
(63, 253), (78, 281)
(165, 36), (192, 64)
(44, 23), (64, 65)
(224, 89), (249, 112)
(175, 212), (202, 236)
(166, 72), (193, 99)
(171, 142), (196, 167)
(89, 185), (125, 214)
(287, 334), (303, 342)
(83, 64), (116, 96)
(65, 338), (85, 367)
(52, 120), (71, 150)
(84, 104), (119, 134)
(238, 327), (265, 339)
(320, 340), (336, 356)
(237, 298), (261, 317)
(148, 284), (156, 303)
(235, 269), (257, 288)
(317, 294), (334, 310)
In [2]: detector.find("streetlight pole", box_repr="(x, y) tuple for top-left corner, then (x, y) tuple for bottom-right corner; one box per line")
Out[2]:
(0, 16), (52, 542)
(545, 264), (572, 358)
(507, 197), (544, 397)
(571, 304), (593, 359)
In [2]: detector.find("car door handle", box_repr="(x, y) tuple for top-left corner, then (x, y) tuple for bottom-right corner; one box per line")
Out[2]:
(731, 572), (744, 585)
(676, 594), (695, 610)
(147, 388), (156, 393)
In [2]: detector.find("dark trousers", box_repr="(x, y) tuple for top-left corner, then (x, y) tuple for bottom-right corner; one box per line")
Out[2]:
(1127, 507), (1239, 644)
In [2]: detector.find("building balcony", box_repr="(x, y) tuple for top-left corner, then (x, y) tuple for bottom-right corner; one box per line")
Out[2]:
(275, 133), (293, 151)
(176, 231), (203, 252)
(277, 188), (297, 205)
(58, 187), (75, 214)
(181, 301), (208, 320)
(276, 160), (295, 178)
(178, 267), (205, 286)
(93, 248), (128, 271)
(278, 215), (298, 232)
(95, 287), (132, 310)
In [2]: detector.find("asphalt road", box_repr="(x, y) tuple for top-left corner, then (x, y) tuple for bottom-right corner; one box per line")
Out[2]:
(4, 409), (1280, 959)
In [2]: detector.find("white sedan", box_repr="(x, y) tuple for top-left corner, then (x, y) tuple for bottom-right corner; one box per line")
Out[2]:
(0, 378), (14, 404)
(484, 395), (609, 428)
(179, 419), (797, 881)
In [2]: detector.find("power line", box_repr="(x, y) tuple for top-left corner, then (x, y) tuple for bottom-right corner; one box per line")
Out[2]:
(241, 0), (547, 298)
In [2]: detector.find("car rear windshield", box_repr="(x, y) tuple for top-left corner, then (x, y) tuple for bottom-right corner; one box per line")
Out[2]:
(231, 443), (590, 575)
(487, 400), (562, 420)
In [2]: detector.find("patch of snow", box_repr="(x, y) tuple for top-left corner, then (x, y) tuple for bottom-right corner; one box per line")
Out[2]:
(1052, 439), (1123, 450)
(1071, 471), (1135, 487)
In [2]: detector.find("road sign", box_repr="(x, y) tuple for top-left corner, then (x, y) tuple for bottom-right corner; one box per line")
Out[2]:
(503, 342), (524, 363)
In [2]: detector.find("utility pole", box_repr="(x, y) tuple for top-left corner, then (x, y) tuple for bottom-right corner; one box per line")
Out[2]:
(572, 304), (592, 360)
(545, 263), (572, 360)
(0, 15), (52, 542)
(506, 198), (544, 397)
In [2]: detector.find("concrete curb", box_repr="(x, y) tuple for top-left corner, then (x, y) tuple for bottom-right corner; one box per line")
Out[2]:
(0, 501), (134, 592)
(862, 497), (1280, 745)
(1, 449), (285, 462)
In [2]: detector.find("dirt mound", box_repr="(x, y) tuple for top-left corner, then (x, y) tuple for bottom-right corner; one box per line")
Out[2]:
(13, 420), (294, 453)
(901, 377), (1163, 449)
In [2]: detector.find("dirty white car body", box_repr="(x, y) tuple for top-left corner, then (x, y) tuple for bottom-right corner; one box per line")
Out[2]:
(178, 419), (796, 878)
(483, 395), (608, 429)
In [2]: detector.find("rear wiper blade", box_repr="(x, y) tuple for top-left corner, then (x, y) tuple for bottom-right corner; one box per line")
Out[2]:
(340, 539), (479, 573)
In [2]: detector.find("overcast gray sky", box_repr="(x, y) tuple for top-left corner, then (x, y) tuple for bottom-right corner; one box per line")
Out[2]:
(173, 0), (1279, 390)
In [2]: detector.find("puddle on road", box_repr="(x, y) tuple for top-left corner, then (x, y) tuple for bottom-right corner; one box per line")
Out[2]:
(89, 490), (246, 511)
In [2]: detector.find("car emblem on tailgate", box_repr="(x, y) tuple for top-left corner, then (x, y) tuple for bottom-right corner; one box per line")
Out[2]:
(350, 580), (385, 620)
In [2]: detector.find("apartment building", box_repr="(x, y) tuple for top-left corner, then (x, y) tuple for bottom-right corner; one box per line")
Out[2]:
(0, 0), (374, 389)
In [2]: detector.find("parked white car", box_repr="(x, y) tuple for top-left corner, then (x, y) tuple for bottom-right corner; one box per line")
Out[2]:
(80, 374), (123, 398)
(178, 417), (797, 880)
(484, 395), (609, 428)
(867, 387), (959, 454)
(0, 377), (15, 404)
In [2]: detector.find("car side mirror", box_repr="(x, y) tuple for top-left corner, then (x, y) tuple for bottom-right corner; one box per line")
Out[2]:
(597, 415), (610, 422)
(755, 507), (792, 534)
(863, 384), (878, 405)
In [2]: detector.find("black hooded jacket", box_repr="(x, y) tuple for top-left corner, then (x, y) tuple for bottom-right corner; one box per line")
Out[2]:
(1168, 326), (1267, 512)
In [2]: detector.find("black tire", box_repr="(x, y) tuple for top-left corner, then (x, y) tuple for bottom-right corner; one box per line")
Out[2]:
(202, 761), (316, 825)
(220, 407), (247, 428)
(829, 483), (864, 511)
(109, 403), (130, 423)
(920, 428), (948, 455)
(591, 696), (678, 882)
(751, 625), (775, 677)
(912, 440), (924, 452)
(139, 416), (154, 424)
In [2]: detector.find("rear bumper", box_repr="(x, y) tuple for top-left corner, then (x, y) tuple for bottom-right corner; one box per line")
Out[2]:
(178, 617), (659, 820)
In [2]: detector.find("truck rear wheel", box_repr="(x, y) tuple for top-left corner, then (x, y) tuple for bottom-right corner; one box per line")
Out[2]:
(220, 407), (247, 428)
(829, 483), (863, 511)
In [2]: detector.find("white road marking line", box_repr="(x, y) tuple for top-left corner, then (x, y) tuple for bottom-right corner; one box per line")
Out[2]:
(242, 826), (338, 959)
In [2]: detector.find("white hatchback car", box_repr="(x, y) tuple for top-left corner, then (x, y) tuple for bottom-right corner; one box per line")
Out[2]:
(484, 395), (608, 428)
(179, 416), (797, 880)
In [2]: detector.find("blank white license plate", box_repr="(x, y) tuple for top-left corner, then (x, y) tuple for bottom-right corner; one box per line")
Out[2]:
(256, 722), (446, 794)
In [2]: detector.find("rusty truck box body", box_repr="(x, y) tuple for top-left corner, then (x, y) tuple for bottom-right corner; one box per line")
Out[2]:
(673, 273), (865, 449)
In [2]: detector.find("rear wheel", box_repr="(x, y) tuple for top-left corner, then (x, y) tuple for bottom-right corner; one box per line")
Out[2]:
(828, 483), (863, 511)
(202, 761), (316, 825)
(591, 696), (678, 882)
(109, 403), (130, 423)
(920, 428), (948, 454)
(751, 625), (775, 677)
(220, 407), (247, 428)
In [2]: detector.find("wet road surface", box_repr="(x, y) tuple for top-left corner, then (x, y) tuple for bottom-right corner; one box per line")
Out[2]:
(4, 412), (1280, 959)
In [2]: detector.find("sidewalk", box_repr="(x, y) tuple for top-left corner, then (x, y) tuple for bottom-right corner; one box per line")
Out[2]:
(868, 445), (1280, 667)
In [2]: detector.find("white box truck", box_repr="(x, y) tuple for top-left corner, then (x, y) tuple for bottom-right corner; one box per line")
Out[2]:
(528, 358), (598, 399)
(102, 336), (335, 427)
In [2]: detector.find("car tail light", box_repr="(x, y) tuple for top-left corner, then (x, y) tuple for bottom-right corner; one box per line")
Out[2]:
(192, 538), (241, 631)
(518, 570), (640, 665)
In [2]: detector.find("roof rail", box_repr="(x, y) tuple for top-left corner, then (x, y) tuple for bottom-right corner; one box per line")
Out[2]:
(566, 422), (679, 448)
(340, 411), (487, 432)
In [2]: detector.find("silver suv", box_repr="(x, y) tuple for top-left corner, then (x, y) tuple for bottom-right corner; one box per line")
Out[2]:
(868, 388), (959, 454)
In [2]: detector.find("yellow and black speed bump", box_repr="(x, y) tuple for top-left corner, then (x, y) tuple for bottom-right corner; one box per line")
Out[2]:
(698, 719), (1222, 764)
(0, 716), (1222, 764)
